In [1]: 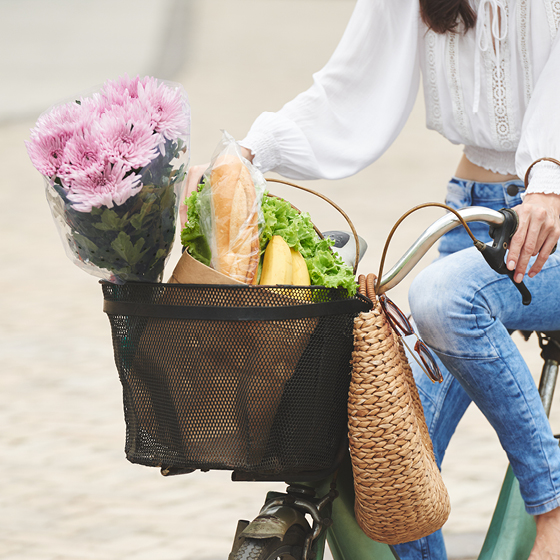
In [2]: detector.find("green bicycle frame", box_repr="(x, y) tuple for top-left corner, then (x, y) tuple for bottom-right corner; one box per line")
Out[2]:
(309, 455), (534, 560)
(310, 454), (397, 560)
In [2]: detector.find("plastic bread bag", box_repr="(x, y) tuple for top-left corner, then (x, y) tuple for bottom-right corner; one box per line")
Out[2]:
(186, 131), (266, 283)
(26, 75), (190, 284)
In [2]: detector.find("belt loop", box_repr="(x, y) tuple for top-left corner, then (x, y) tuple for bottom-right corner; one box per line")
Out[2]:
(465, 180), (474, 207)
(446, 177), (473, 209)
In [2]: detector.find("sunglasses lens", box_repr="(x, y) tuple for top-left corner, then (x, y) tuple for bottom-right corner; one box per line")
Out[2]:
(380, 296), (414, 336)
(415, 340), (444, 383)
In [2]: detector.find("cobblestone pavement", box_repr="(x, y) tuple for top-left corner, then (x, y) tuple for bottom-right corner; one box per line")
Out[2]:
(2, 1), (559, 559)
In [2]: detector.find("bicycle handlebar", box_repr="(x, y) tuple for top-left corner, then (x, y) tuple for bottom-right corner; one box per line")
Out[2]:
(377, 207), (503, 293)
(377, 206), (533, 305)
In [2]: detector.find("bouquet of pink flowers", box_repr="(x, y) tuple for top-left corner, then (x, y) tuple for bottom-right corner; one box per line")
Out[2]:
(26, 75), (190, 283)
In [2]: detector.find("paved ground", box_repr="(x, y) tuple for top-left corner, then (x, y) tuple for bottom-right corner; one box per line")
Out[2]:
(1, 1), (559, 559)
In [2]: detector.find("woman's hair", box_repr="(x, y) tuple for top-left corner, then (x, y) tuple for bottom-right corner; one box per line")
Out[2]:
(419, 0), (477, 34)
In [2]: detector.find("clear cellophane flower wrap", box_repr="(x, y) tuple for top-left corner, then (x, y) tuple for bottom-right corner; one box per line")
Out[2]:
(26, 75), (190, 283)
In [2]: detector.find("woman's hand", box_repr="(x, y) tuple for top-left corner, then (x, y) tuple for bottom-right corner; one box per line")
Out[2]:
(507, 193), (560, 282)
(178, 147), (255, 232)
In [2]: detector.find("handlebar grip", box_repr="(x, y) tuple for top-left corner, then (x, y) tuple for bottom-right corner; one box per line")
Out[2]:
(476, 208), (532, 306)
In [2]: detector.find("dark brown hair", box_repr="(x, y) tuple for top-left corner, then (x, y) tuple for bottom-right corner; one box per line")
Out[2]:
(419, 0), (477, 34)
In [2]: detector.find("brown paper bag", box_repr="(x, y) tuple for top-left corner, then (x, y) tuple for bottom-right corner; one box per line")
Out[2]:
(167, 250), (245, 285)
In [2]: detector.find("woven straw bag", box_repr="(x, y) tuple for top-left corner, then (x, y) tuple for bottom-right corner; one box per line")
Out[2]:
(348, 273), (450, 545)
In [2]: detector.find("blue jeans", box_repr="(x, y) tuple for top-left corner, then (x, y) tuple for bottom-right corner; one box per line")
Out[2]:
(393, 178), (560, 560)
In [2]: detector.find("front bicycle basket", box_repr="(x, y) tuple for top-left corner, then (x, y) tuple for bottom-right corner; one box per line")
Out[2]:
(103, 281), (370, 481)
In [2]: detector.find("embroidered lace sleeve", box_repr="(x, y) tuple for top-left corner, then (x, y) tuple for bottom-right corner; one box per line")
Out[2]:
(515, 32), (560, 195)
(240, 0), (421, 180)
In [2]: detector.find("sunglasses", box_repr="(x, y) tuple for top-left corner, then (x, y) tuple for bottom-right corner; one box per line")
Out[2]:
(378, 293), (444, 384)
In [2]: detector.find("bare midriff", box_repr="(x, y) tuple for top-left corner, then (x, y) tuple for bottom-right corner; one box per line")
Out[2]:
(455, 153), (519, 183)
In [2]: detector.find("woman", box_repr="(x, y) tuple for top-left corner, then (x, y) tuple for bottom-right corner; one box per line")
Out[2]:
(183, 1), (560, 558)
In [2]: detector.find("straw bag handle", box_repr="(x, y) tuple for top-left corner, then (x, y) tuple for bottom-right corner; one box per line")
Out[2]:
(356, 205), (480, 300)
(375, 202), (484, 295)
(357, 273), (377, 300)
(266, 178), (361, 275)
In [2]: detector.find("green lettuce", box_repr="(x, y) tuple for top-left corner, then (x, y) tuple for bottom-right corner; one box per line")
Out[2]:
(261, 194), (357, 295)
(180, 186), (212, 266)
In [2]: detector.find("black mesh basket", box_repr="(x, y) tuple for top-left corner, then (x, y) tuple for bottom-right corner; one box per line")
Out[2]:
(103, 281), (371, 481)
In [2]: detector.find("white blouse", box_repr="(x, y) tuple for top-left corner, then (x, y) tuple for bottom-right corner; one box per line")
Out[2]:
(240, 0), (560, 195)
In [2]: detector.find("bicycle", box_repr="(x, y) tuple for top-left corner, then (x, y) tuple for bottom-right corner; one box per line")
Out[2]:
(226, 205), (560, 560)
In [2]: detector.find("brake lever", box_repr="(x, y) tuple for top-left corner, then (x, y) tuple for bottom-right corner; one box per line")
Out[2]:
(475, 208), (532, 305)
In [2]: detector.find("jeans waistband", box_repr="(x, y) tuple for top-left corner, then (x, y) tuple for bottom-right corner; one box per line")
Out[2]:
(440, 177), (526, 257)
(449, 177), (525, 205)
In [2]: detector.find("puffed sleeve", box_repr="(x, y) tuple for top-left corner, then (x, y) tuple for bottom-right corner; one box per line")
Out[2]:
(240, 0), (421, 180)
(515, 32), (560, 195)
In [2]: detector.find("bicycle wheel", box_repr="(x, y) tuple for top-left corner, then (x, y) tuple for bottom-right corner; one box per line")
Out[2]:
(231, 525), (307, 560)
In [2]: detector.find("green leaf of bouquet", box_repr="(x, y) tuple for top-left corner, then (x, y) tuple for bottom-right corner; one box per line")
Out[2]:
(130, 213), (143, 230)
(130, 214), (142, 230)
(73, 232), (99, 253)
(170, 163), (186, 185)
(160, 183), (175, 209)
(93, 208), (124, 231)
(138, 188), (157, 204)
(129, 200), (154, 230)
(111, 231), (148, 266)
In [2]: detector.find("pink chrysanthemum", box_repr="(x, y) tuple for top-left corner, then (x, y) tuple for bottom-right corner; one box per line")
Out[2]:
(28, 75), (189, 209)
(102, 74), (150, 105)
(25, 130), (72, 177)
(114, 100), (154, 130)
(137, 78), (189, 142)
(57, 132), (106, 187)
(80, 93), (116, 120)
(67, 161), (142, 212)
(96, 111), (159, 169)
(26, 102), (85, 176)
(32, 101), (82, 137)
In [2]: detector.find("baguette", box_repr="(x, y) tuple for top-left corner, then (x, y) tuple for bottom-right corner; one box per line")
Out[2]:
(210, 155), (259, 283)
